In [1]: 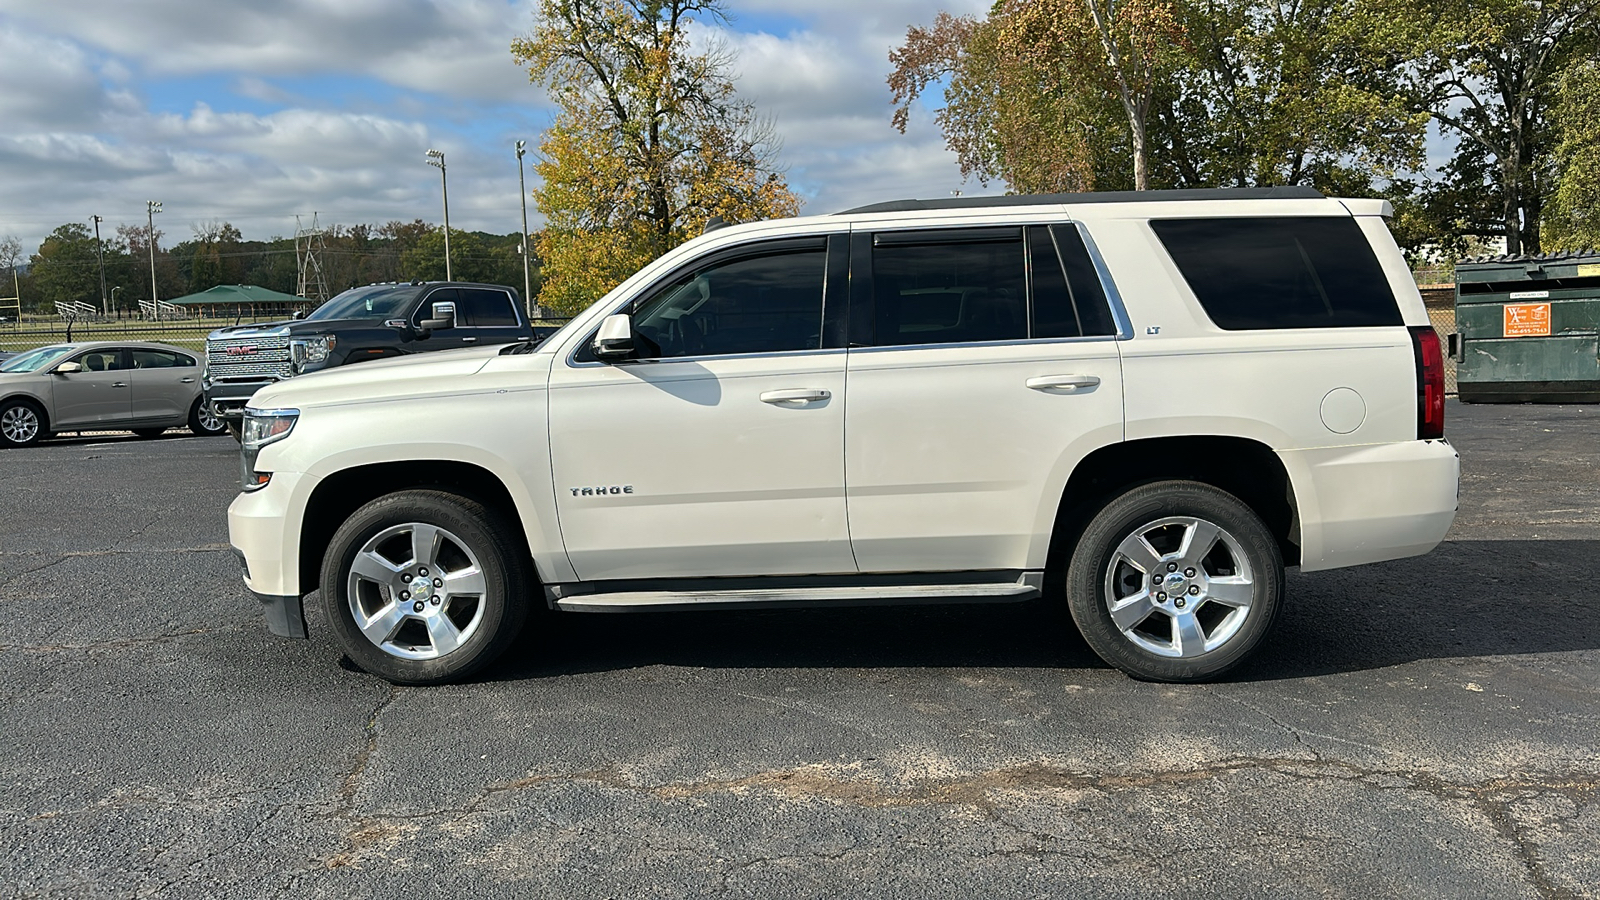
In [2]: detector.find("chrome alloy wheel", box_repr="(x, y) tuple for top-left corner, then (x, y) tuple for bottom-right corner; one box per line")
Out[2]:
(198, 404), (224, 433)
(1102, 516), (1256, 659)
(346, 522), (489, 661)
(1, 405), (41, 444)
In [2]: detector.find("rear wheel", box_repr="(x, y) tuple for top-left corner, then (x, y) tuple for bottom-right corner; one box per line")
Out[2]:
(1067, 480), (1283, 683)
(320, 490), (531, 685)
(188, 398), (228, 436)
(0, 399), (46, 447)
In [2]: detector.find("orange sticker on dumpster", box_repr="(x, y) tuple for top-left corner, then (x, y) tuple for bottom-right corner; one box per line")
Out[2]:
(1503, 302), (1551, 337)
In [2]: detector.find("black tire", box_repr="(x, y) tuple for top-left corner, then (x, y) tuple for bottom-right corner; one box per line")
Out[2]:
(188, 397), (229, 436)
(0, 398), (47, 447)
(1066, 480), (1283, 683)
(133, 427), (167, 439)
(320, 490), (531, 685)
(224, 420), (242, 442)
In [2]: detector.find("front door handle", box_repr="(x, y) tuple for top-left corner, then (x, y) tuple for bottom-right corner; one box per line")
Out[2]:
(1026, 374), (1101, 392)
(111, 381), (127, 388)
(760, 388), (831, 404)
(180, 377), (196, 383)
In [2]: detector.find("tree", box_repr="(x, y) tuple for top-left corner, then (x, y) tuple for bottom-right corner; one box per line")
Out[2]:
(1380, 0), (1600, 254)
(0, 235), (21, 302)
(512, 0), (802, 314)
(1545, 56), (1600, 250)
(891, 0), (1425, 195)
(28, 224), (100, 312)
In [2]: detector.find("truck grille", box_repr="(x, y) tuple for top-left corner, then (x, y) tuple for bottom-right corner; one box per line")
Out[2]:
(206, 334), (292, 380)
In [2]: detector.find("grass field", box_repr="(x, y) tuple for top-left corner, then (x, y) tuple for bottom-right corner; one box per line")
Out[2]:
(0, 313), (281, 355)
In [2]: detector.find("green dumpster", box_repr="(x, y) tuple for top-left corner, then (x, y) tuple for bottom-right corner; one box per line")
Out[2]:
(1455, 252), (1600, 403)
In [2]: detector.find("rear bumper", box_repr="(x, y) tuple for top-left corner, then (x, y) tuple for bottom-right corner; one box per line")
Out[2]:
(1285, 439), (1460, 572)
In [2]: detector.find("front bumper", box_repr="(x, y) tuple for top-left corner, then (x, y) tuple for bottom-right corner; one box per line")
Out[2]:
(229, 469), (314, 637)
(206, 378), (281, 421)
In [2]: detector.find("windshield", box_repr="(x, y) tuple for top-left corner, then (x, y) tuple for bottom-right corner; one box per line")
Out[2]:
(1, 345), (77, 373)
(304, 285), (423, 321)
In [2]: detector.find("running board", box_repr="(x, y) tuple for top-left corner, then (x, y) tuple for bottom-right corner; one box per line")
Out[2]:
(552, 577), (1042, 613)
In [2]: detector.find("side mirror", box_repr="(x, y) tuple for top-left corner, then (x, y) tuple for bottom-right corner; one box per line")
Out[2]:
(591, 313), (635, 360)
(54, 362), (82, 374)
(419, 300), (456, 332)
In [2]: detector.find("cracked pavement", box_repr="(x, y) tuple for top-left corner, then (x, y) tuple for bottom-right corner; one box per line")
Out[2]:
(1, 402), (1597, 899)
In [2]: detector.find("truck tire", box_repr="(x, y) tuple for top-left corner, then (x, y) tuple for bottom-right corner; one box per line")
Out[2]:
(224, 421), (242, 442)
(1066, 480), (1282, 683)
(320, 489), (531, 685)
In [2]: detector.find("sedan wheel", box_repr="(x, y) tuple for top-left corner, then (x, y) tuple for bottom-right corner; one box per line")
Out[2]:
(1067, 480), (1282, 683)
(0, 400), (45, 447)
(189, 397), (229, 436)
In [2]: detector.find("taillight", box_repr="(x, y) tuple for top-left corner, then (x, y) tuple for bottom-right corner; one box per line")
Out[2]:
(1410, 325), (1444, 439)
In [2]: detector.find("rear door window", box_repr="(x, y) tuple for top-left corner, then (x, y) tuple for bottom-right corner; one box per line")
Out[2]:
(870, 228), (1027, 346)
(1151, 217), (1402, 330)
(457, 288), (520, 327)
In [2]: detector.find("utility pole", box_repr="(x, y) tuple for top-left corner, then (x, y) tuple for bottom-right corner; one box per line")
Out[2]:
(515, 140), (533, 317)
(425, 149), (451, 281)
(91, 215), (107, 316)
(147, 200), (163, 320)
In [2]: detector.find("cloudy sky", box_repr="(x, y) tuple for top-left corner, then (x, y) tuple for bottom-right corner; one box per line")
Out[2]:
(0, 0), (993, 253)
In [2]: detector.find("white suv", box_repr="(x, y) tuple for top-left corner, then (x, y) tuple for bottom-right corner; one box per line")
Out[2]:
(228, 187), (1458, 684)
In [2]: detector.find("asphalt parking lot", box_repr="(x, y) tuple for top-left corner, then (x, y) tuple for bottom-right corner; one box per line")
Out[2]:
(1, 400), (1596, 899)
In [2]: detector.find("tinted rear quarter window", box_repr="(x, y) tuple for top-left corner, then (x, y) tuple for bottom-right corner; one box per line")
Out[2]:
(1151, 217), (1401, 329)
(457, 288), (520, 327)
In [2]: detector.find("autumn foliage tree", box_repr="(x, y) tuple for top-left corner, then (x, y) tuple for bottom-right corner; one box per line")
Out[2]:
(892, 0), (1427, 195)
(512, 0), (802, 314)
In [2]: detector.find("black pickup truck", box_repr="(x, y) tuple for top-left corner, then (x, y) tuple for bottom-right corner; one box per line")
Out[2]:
(204, 281), (556, 435)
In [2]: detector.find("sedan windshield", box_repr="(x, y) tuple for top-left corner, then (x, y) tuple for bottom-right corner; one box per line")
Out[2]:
(0, 345), (77, 373)
(305, 285), (423, 322)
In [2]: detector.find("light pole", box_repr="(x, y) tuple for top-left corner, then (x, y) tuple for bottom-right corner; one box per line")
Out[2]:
(110, 285), (123, 318)
(91, 214), (107, 316)
(425, 149), (451, 281)
(515, 140), (533, 317)
(146, 200), (162, 319)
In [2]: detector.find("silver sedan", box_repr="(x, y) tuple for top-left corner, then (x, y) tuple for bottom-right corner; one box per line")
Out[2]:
(0, 341), (228, 447)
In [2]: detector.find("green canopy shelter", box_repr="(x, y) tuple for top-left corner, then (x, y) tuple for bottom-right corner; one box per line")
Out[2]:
(166, 284), (314, 320)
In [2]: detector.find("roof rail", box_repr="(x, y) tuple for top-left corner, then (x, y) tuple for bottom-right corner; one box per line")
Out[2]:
(837, 185), (1324, 215)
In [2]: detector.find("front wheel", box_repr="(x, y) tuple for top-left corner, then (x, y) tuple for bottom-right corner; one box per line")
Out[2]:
(188, 398), (229, 436)
(1067, 480), (1283, 683)
(320, 490), (531, 685)
(0, 399), (46, 447)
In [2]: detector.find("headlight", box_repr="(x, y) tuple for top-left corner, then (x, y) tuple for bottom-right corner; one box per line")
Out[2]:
(289, 335), (336, 371)
(240, 408), (299, 491)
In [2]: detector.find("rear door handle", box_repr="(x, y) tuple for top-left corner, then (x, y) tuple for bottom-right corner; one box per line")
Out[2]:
(760, 388), (831, 404)
(110, 381), (127, 388)
(1026, 375), (1101, 391)
(462, 337), (477, 343)
(180, 377), (196, 383)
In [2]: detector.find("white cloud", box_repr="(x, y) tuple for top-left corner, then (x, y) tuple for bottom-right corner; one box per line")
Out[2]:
(0, 0), (538, 101)
(0, 1), (994, 253)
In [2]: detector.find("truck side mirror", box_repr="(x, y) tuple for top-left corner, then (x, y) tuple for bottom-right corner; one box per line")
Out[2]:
(591, 313), (635, 360)
(53, 361), (83, 374)
(419, 300), (456, 333)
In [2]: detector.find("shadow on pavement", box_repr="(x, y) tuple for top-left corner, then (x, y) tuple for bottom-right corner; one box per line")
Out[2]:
(483, 538), (1600, 684)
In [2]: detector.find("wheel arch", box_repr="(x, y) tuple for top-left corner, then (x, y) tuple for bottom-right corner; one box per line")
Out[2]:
(1, 392), (50, 433)
(1045, 436), (1301, 589)
(298, 460), (536, 599)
